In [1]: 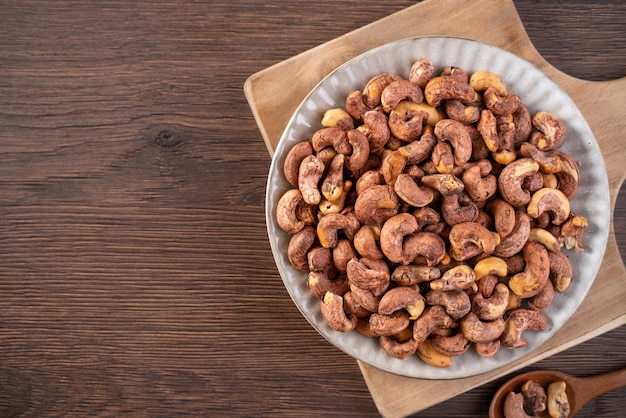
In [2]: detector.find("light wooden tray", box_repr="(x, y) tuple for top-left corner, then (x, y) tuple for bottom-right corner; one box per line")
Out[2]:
(244, 0), (626, 416)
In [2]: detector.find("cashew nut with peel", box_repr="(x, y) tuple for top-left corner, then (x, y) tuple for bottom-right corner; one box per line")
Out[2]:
(381, 79), (424, 113)
(402, 231), (447, 267)
(369, 310), (411, 337)
(320, 292), (358, 332)
(483, 87), (521, 116)
(277, 188), (307, 234)
(311, 126), (352, 154)
(553, 151), (580, 198)
(354, 184), (399, 225)
(307, 271), (349, 300)
(430, 264), (476, 291)
(409, 57), (435, 87)
(425, 289), (471, 319)
(362, 72), (402, 108)
(379, 213), (419, 264)
(434, 119), (473, 166)
(346, 257), (390, 291)
(531, 111), (566, 151)
(472, 282), (510, 321)
(417, 338), (453, 368)
(547, 380), (570, 418)
(283, 141), (313, 186)
(379, 335), (419, 359)
(353, 225), (384, 260)
(486, 198), (516, 239)
(287, 226), (317, 271)
(497, 158), (540, 207)
(469, 70), (508, 96)
(378, 286), (425, 320)
(393, 173), (435, 208)
(493, 211), (532, 258)
(548, 250), (573, 292)
(473, 256), (508, 280)
(321, 153), (345, 203)
(448, 222), (497, 261)
(500, 308), (549, 348)
(413, 305), (455, 343)
(298, 154), (325, 205)
(526, 187), (570, 226)
(508, 242), (550, 298)
(424, 76), (476, 107)
(431, 331), (471, 357)
(441, 192), (479, 226)
(503, 391), (535, 418)
(391, 264), (441, 286)
(460, 312), (506, 343)
(475, 339), (501, 358)
(360, 109), (391, 152)
(388, 106), (428, 142)
(317, 212), (359, 248)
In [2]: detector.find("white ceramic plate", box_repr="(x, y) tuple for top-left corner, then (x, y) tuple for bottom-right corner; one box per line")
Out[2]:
(265, 37), (610, 379)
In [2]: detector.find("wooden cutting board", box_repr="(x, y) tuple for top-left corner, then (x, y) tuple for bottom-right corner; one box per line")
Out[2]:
(244, 0), (626, 416)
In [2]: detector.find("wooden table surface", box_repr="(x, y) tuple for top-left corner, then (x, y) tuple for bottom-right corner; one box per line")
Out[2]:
(1, 1), (624, 417)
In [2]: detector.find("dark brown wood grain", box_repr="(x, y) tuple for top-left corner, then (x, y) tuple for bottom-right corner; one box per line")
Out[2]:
(0, 1), (624, 417)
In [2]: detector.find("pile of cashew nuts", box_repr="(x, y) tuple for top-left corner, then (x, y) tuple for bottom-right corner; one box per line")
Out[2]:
(504, 379), (570, 418)
(275, 57), (588, 367)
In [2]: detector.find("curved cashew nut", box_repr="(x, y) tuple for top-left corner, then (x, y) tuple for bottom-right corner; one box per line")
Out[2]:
(311, 126), (352, 155)
(472, 282), (510, 321)
(402, 231), (447, 267)
(460, 312), (506, 343)
(332, 238), (357, 273)
(388, 106), (428, 142)
(409, 57), (435, 88)
(320, 292), (358, 332)
(378, 286), (425, 320)
(521, 380), (548, 416)
(434, 119), (473, 166)
(473, 256), (508, 280)
(477, 109), (499, 152)
(486, 198), (516, 239)
(298, 154), (325, 205)
(307, 271), (349, 300)
(431, 141), (455, 174)
(344, 129), (371, 172)
(493, 210), (531, 258)
(354, 184), (399, 225)
(528, 228), (560, 253)
(493, 113), (517, 165)
(353, 225), (384, 260)
(513, 103), (533, 146)
(287, 226), (317, 271)
(369, 310), (411, 337)
(462, 160), (497, 202)
(413, 305), (455, 343)
(397, 124), (437, 165)
(381, 149), (408, 186)
(393, 173), (435, 208)
(431, 331), (471, 357)
(548, 250), (573, 292)
(379, 213), (419, 264)
(307, 245), (334, 274)
(553, 151), (580, 198)
(475, 339), (501, 358)
(343, 291), (374, 319)
(391, 264), (441, 286)
(425, 289), (471, 319)
(483, 86), (521, 115)
(277, 188), (307, 234)
(379, 335), (419, 359)
(321, 153), (345, 203)
(561, 213), (588, 252)
(441, 192), (479, 226)
(321, 108), (354, 131)
(497, 158), (540, 207)
(520, 142), (562, 174)
(319, 179), (352, 215)
(421, 173), (465, 196)
(381, 79), (424, 113)
(508, 242), (550, 298)
(448, 222), (497, 261)
(362, 72), (403, 108)
(355, 169), (383, 195)
(424, 76), (476, 107)
(444, 99), (481, 124)
(430, 264), (476, 291)
(346, 257), (390, 291)
(527, 279), (555, 311)
(417, 338), (453, 368)
(360, 109), (391, 152)
(349, 284), (381, 313)
(345, 90), (369, 121)
(503, 392), (535, 418)
(500, 308), (549, 348)
(283, 141), (313, 186)
(547, 381), (571, 418)
(316, 212), (360, 248)
(469, 70), (508, 96)
(526, 187), (570, 226)
(531, 111), (566, 151)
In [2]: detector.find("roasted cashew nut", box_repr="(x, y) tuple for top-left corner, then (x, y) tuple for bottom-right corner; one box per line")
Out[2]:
(409, 57), (435, 88)
(508, 242), (550, 298)
(287, 226), (317, 271)
(391, 264), (441, 286)
(441, 192), (479, 226)
(388, 107), (428, 142)
(424, 76), (476, 107)
(431, 331), (471, 357)
(413, 305), (455, 343)
(381, 79), (424, 113)
(485, 198), (516, 238)
(547, 380), (570, 418)
(369, 310), (411, 337)
(378, 286), (425, 320)
(500, 308), (549, 348)
(425, 289), (471, 319)
(460, 312), (506, 343)
(353, 225), (384, 260)
(434, 119), (473, 166)
(469, 70), (508, 96)
(320, 292), (357, 332)
(472, 282), (510, 321)
(359, 109), (391, 152)
(307, 271), (349, 300)
(298, 154), (325, 205)
(346, 257), (390, 291)
(462, 159), (497, 202)
(521, 379), (548, 416)
(430, 264), (476, 291)
(421, 173), (465, 197)
(483, 86), (521, 116)
(531, 111), (566, 151)
(283, 141), (313, 186)
(379, 335), (419, 359)
(402, 231), (446, 267)
(379, 213), (419, 264)
(277, 188), (307, 234)
(448, 222), (497, 261)
(316, 212), (360, 248)
(393, 173), (435, 208)
(497, 158), (540, 207)
(354, 184), (399, 225)
(503, 392), (535, 418)
(321, 153), (345, 202)
(527, 187), (570, 226)
(311, 126), (352, 155)
(362, 72), (403, 108)
(493, 210), (531, 258)
(553, 151), (580, 198)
